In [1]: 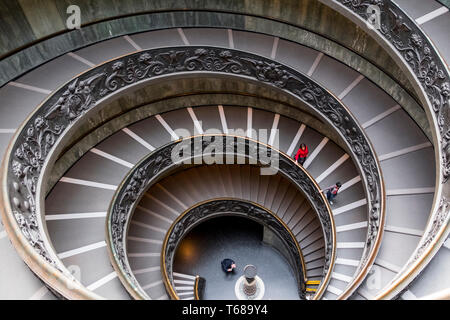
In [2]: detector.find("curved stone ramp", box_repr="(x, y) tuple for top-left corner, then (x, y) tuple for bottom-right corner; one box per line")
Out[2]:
(172, 273), (198, 301)
(0, 26), (435, 299)
(394, 235), (450, 300)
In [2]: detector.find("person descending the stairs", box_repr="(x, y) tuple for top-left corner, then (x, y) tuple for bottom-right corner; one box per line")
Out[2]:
(295, 143), (309, 166)
(321, 182), (342, 205)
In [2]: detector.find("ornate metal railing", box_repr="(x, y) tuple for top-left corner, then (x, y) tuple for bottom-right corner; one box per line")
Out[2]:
(162, 198), (310, 299)
(321, 0), (450, 299)
(106, 135), (335, 300)
(0, 46), (383, 299)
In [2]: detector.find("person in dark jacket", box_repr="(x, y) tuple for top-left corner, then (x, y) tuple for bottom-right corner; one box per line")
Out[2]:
(221, 258), (236, 273)
(321, 182), (342, 205)
(295, 143), (309, 166)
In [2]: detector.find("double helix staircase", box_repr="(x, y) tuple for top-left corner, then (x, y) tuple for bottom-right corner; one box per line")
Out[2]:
(0, 0), (448, 300)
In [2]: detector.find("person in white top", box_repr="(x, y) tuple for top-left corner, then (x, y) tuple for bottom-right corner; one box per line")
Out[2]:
(321, 182), (342, 205)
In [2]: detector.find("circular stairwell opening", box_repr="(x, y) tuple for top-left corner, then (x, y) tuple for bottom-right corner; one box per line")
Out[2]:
(173, 215), (300, 300)
(126, 163), (325, 300)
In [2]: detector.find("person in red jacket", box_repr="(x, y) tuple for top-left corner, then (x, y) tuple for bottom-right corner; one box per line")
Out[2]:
(295, 143), (309, 166)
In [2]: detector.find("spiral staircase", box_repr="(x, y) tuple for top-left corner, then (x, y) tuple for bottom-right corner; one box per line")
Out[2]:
(0, 0), (448, 300)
